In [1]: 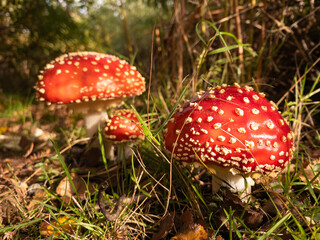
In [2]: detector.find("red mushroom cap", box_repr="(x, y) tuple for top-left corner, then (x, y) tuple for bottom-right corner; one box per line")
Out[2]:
(104, 109), (144, 143)
(35, 52), (145, 105)
(164, 84), (294, 174)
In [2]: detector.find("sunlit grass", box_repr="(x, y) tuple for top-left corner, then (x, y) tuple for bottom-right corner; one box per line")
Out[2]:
(0, 94), (34, 123)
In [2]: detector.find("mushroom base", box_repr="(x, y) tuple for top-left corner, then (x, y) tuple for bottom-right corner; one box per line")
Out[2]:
(208, 164), (255, 199)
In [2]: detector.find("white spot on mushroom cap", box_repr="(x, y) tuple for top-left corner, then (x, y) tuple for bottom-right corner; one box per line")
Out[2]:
(185, 117), (193, 124)
(226, 96), (234, 101)
(243, 97), (250, 103)
(218, 136), (226, 141)
(38, 88), (45, 94)
(207, 116), (214, 122)
(279, 119), (285, 126)
(252, 95), (259, 100)
(267, 121), (275, 129)
(235, 108), (244, 116)
(238, 127), (246, 133)
(250, 123), (259, 131)
(245, 140), (255, 148)
(252, 108), (260, 114)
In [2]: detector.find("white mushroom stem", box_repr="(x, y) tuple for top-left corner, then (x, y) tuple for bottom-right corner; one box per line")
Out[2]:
(105, 143), (134, 161)
(104, 143), (116, 161)
(67, 98), (123, 138)
(208, 165), (255, 200)
(83, 111), (108, 138)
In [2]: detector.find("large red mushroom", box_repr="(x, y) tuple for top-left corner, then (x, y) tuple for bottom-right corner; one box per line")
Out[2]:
(104, 109), (144, 160)
(164, 83), (294, 196)
(35, 51), (145, 137)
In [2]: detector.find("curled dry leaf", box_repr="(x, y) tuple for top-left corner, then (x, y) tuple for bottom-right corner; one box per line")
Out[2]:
(170, 223), (209, 240)
(262, 195), (285, 217)
(152, 213), (175, 240)
(56, 172), (81, 198)
(39, 216), (77, 237)
(171, 209), (212, 240)
(152, 209), (214, 240)
(216, 190), (264, 229)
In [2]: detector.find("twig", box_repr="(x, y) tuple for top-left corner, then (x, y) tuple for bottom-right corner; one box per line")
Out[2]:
(98, 180), (126, 221)
(256, 1), (266, 85)
(233, 0), (244, 83)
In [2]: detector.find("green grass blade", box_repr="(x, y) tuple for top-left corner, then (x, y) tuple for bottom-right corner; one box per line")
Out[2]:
(0, 218), (42, 233)
(220, 32), (257, 56)
(208, 44), (251, 55)
(51, 139), (81, 202)
(154, 86), (188, 136)
(130, 105), (160, 145)
(258, 213), (291, 240)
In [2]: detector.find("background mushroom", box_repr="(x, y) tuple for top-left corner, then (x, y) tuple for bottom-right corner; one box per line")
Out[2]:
(164, 84), (294, 197)
(104, 109), (145, 161)
(34, 51), (145, 138)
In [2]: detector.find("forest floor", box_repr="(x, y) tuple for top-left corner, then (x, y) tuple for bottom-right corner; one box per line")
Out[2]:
(0, 85), (320, 240)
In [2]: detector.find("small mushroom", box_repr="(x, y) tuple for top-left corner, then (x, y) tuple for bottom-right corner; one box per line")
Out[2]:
(104, 109), (144, 161)
(34, 51), (145, 137)
(164, 84), (294, 198)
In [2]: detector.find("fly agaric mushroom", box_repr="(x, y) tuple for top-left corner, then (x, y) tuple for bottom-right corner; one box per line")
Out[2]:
(104, 109), (144, 161)
(35, 52), (145, 137)
(164, 83), (294, 196)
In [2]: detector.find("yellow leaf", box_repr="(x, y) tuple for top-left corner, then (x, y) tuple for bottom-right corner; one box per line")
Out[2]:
(0, 125), (8, 134)
(40, 216), (78, 237)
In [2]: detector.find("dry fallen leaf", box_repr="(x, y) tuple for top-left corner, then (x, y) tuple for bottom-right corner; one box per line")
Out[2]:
(262, 195), (285, 217)
(56, 173), (82, 198)
(299, 162), (320, 184)
(39, 216), (78, 237)
(216, 190), (264, 230)
(0, 125), (8, 134)
(56, 172), (96, 203)
(171, 209), (212, 240)
(170, 223), (208, 240)
(152, 213), (175, 240)
(0, 134), (22, 151)
(27, 187), (48, 211)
